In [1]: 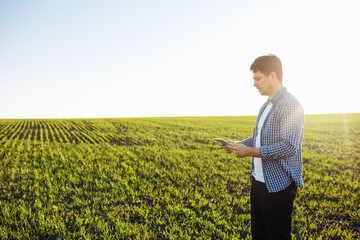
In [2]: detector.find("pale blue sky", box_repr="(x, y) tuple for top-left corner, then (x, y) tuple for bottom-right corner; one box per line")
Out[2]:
(1, 0), (359, 118)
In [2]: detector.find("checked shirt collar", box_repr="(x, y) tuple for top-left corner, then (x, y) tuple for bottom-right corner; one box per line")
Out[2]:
(259, 87), (287, 114)
(269, 87), (287, 105)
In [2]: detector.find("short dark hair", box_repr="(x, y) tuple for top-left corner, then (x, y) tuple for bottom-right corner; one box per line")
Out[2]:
(250, 54), (283, 82)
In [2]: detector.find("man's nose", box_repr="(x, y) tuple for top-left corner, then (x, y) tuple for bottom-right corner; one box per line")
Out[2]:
(253, 81), (257, 87)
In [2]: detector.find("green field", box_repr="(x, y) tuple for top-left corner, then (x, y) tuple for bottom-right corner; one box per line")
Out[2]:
(0, 114), (359, 239)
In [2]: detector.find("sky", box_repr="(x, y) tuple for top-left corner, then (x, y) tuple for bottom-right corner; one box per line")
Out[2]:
(1, 0), (359, 119)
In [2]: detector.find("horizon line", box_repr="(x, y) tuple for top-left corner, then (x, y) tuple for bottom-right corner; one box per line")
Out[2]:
(0, 112), (359, 120)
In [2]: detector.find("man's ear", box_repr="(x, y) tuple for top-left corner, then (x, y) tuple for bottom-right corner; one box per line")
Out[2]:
(268, 72), (277, 81)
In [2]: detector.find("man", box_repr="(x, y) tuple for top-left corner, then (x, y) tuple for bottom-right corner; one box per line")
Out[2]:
(220, 54), (304, 240)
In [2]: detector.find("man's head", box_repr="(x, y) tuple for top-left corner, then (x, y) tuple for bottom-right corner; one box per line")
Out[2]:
(250, 54), (283, 82)
(250, 54), (283, 98)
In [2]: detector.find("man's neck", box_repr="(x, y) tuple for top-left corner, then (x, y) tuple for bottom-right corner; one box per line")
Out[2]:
(268, 85), (283, 100)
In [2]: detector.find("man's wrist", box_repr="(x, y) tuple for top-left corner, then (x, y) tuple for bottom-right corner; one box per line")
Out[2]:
(247, 147), (261, 157)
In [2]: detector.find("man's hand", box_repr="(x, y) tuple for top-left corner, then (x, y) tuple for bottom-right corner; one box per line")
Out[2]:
(219, 142), (233, 153)
(219, 140), (241, 154)
(228, 142), (248, 158)
(228, 142), (262, 158)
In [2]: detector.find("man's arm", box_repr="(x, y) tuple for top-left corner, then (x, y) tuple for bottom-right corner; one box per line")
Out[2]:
(228, 142), (261, 158)
(259, 100), (304, 162)
(219, 137), (254, 155)
(228, 100), (304, 159)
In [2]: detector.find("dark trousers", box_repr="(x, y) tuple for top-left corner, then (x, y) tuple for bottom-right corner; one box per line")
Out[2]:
(250, 180), (297, 240)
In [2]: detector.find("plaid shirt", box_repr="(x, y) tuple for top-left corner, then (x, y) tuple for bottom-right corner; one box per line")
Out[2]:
(242, 87), (304, 193)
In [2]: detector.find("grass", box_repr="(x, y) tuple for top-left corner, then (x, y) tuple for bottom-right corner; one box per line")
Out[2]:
(0, 113), (359, 239)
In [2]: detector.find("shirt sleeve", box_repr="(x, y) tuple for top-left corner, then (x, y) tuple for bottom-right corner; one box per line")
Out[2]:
(259, 99), (304, 162)
(242, 136), (254, 148)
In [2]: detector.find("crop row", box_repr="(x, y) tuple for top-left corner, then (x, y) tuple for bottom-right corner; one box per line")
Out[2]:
(0, 119), (118, 145)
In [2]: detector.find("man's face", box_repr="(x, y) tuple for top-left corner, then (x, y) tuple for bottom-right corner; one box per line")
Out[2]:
(253, 71), (272, 96)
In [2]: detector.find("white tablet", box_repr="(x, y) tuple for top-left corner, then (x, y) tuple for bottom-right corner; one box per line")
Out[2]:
(214, 138), (230, 145)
